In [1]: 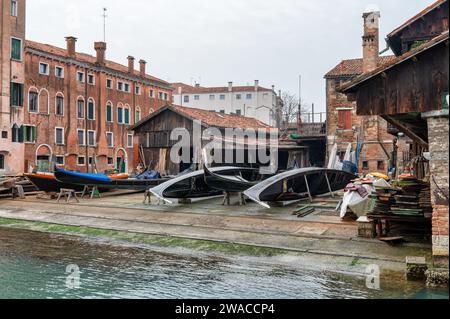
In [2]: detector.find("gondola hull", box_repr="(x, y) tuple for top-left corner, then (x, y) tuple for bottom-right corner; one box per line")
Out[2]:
(204, 166), (269, 193)
(244, 168), (356, 208)
(25, 173), (85, 193)
(54, 168), (168, 190)
(150, 167), (252, 201)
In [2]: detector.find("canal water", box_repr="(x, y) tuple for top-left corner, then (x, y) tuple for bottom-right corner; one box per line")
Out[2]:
(0, 227), (447, 299)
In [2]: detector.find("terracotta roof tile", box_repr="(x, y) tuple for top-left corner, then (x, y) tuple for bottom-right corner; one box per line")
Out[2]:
(25, 40), (169, 85)
(325, 56), (396, 78)
(171, 83), (273, 94)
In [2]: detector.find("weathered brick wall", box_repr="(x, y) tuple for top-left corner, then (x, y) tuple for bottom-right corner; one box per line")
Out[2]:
(427, 114), (449, 268)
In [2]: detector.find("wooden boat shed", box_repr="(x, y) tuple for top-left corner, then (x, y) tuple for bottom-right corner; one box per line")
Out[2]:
(130, 105), (309, 176)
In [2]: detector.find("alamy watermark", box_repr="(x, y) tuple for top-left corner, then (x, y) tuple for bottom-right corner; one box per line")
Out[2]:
(365, 264), (380, 290)
(66, 264), (80, 289)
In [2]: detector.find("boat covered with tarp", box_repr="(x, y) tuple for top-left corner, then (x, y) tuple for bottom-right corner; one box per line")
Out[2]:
(244, 168), (356, 208)
(54, 168), (167, 190)
(150, 167), (262, 203)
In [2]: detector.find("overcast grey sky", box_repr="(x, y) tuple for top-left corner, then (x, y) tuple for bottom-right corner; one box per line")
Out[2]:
(27, 0), (433, 112)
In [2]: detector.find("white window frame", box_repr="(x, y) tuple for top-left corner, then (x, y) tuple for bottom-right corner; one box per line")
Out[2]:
(117, 106), (124, 124)
(124, 83), (130, 93)
(87, 99), (96, 121)
(10, 0), (18, 17)
(77, 156), (86, 166)
(135, 86), (141, 95)
(28, 90), (39, 113)
(55, 94), (64, 116)
(77, 71), (85, 83)
(107, 157), (114, 166)
(106, 132), (114, 148)
(22, 125), (36, 144)
(77, 129), (86, 146)
(117, 81), (124, 91)
(77, 98), (85, 119)
(127, 134), (134, 148)
(149, 90), (155, 98)
(55, 155), (65, 166)
(39, 62), (50, 76)
(55, 66), (65, 78)
(87, 74), (95, 85)
(87, 130), (96, 147)
(106, 78), (113, 89)
(10, 37), (22, 61)
(220, 95), (226, 100)
(194, 95), (200, 101)
(106, 102), (113, 123)
(55, 127), (65, 145)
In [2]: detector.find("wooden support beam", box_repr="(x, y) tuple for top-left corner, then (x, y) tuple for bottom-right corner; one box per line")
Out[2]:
(382, 115), (428, 149)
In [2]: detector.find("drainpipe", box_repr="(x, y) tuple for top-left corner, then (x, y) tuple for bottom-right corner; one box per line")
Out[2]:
(85, 67), (89, 173)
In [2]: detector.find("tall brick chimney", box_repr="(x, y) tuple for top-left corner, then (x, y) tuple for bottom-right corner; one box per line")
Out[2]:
(362, 10), (380, 73)
(94, 42), (107, 66)
(65, 36), (77, 58)
(139, 59), (147, 76)
(127, 56), (135, 74)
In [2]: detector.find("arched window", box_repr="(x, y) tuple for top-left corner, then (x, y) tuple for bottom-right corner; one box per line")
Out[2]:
(28, 88), (39, 113)
(124, 105), (130, 125)
(135, 107), (141, 123)
(12, 124), (22, 143)
(117, 103), (124, 124)
(55, 93), (64, 116)
(106, 102), (113, 123)
(0, 154), (5, 170)
(77, 97), (85, 119)
(39, 89), (49, 114)
(87, 98), (95, 120)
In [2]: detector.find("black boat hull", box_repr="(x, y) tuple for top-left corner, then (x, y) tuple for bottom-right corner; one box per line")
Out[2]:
(204, 166), (268, 193)
(25, 173), (85, 193)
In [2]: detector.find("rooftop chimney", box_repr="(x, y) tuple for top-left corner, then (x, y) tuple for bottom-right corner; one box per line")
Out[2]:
(127, 56), (135, 74)
(362, 10), (380, 73)
(139, 59), (147, 76)
(94, 42), (107, 66)
(65, 36), (77, 58)
(195, 83), (200, 88)
(228, 82), (233, 92)
(255, 80), (259, 91)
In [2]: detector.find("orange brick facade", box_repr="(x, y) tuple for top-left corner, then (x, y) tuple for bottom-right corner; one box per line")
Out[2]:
(1, 0), (172, 174)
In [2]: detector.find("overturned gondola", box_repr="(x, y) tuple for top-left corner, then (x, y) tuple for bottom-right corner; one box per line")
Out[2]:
(244, 168), (356, 208)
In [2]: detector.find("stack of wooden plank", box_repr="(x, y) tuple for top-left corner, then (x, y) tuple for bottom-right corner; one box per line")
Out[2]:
(367, 187), (398, 216)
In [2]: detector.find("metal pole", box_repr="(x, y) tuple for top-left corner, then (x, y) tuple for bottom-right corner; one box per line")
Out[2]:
(304, 175), (313, 203)
(325, 173), (334, 198)
(312, 103), (315, 123)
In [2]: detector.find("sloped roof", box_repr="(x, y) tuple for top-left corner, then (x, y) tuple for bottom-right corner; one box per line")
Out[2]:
(340, 31), (449, 92)
(171, 83), (273, 94)
(25, 40), (169, 86)
(387, 0), (447, 38)
(131, 104), (273, 131)
(325, 56), (396, 78)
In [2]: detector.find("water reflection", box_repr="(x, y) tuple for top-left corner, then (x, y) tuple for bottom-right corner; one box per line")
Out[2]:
(0, 227), (447, 299)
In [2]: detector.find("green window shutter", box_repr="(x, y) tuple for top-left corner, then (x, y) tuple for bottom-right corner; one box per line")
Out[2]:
(32, 126), (37, 142)
(20, 125), (25, 143)
(125, 109), (130, 124)
(11, 38), (22, 60)
(18, 84), (24, 106)
(107, 105), (112, 122)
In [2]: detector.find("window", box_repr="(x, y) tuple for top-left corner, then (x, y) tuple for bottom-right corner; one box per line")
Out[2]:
(1, 131), (7, 139)
(135, 86), (141, 95)
(183, 95), (189, 103)
(158, 92), (164, 100)
(56, 156), (65, 166)
(11, 38), (22, 60)
(77, 99), (85, 119)
(12, 124), (22, 143)
(246, 93), (252, 100)
(10, 0), (18, 16)
(194, 95), (200, 101)
(106, 132), (114, 148)
(77, 129), (85, 146)
(28, 91), (38, 112)
(164, 93), (168, 101)
(362, 161), (369, 170)
(55, 128), (64, 145)
(11, 82), (24, 107)
(209, 95), (215, 100)
(219, 110), (225, 114)
(23, 125), (37, 143)
(118, 106), (123, 124)
(87, 100), (95, 120)
(377, 161), (385, 170)
(55, 66), (64, 78)
(127, 134), (133, 148)
(106, 103), (113, 122)
(235, 110), (242, 116)
(89, 157), (95, 165)
(117, 81), (124, 91)
(149, 90), (155, 98)
(135, 107), (141, 123)
(39, 63), (49, 75)
(107, 157), (114, 165)
(220, 95), (226, 100)
(87, 74), (95, 85)
(124, 108), (130, 124)
(77, 71), (85, 82)
(0, 154), (4, 170)
(236, 94), (242, 100)
(55, 95), (64, 116)
(77, 156), (86, 166)
(87, 130), (96, 146)
(263, 93), (269, 99)
(337, 110), (352, 130)
(124, 83), (130, 93)
(106, 79), (113, 89)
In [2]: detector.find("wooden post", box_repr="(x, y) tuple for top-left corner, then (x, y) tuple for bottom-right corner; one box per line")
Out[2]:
(304, 175), (313, 203)
(325, 173), (335, 198)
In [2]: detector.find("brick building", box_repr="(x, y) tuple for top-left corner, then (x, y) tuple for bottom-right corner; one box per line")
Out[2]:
(325, 9), (405, 174)
(0, 0), (173, 175)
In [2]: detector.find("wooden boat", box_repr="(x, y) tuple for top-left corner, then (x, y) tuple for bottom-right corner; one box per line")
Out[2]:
(150, 167), (255, 203)
(25, 172), (86, 193)
(244, 168), (356, 208)
(54, 168), (168, 190)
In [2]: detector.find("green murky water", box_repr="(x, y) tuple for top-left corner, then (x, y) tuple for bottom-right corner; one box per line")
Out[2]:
(0, 227), (447, 299)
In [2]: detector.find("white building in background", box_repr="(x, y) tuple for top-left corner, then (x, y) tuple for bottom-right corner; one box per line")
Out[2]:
(171, 81), (280, 126)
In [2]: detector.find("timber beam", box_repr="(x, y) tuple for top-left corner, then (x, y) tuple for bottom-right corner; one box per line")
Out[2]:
(382, 115), (429, 148)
